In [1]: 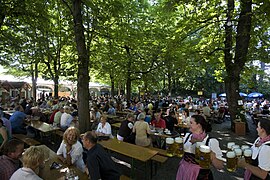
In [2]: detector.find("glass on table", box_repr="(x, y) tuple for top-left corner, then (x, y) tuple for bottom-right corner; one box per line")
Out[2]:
(226, 151), (237, 172)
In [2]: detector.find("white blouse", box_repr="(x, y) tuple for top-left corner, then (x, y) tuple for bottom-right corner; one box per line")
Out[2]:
(96, 122), (112, 135)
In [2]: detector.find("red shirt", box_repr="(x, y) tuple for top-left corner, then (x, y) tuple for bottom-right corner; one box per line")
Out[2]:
(152, 118), (166, 129)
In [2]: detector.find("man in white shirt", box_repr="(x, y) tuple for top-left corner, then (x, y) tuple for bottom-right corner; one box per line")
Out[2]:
(60, 106), (73, 130)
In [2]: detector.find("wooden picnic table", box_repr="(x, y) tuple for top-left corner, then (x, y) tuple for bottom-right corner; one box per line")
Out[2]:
(111, 118), (126, 122)
(175, 123), (190, 129)
(116, 111), (133, 117)
(257, 114), (270, 118)
(27, 120), (60, 133)
(111, 122), (121, 128)
(99, 138), (158, 162)
(99, 138), (158, 179)
(38, 145), (88, 180)
(3, 110), (15, 118)
(106, 115), (119, 119)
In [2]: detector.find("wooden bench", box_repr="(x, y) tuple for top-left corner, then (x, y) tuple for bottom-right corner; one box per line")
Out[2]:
(148, 146), (172, 157)
(120, 175), (131, 180)
(13, 134), (40, 146)
(151, 154), (168, 175)
(111, 122), (121, 128)
(151, 154), (168, 163)
(54, 129), (64, 137)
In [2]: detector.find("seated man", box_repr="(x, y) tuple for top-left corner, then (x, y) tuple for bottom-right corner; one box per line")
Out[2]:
(10, 146), (44, 180)
(0, 139), (24, 180)
(60, 106), (73, 130)
(10, 106), (27, 134)
(31, 106), (47, 122)
(54, 106), (64, 126)
(152, 111), (166, 129)
(82, 131), (120, 180)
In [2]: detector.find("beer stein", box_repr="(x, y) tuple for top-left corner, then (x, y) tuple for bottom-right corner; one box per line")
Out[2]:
(244, 149), (252, 164)
(174, 137), (184, 157)
(234, 148), (242, 158)
(166, 138), (174, 157)
(231, 145), (240, 151)
(227, 142), (235, 150)
(241, 145), (250, 151)
(226, 151), (237, 172)
(195, 142), (205, 161)
(199, 145), (211, 169)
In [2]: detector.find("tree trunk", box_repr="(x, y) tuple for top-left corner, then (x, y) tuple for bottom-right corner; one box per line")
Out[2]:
(53, 76), (59, 99)
(126, 77), (131, 102)
(31, 62), (38, 102)
(168, 71), (172, 96)
(72, 0), (90, 133)
(224, 0), (252, 129)
(125, 45), (132, 102)
(110, 74), (115, 97)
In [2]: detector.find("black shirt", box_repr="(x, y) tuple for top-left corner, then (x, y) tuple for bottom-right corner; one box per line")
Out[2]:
(86, 144), (120, 180)
(118, 120), (133, 139)
(165, 115), (178, 132)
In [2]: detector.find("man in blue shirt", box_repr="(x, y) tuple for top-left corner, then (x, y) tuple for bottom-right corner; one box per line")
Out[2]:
(10, 106), (27, 134)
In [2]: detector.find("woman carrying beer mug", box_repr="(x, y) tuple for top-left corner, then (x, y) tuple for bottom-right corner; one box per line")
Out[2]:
(176, 115), (223, 180)
(238, 119), (270, 179)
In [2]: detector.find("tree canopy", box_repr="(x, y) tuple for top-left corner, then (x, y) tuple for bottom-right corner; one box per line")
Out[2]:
(0, 0), (270, 130)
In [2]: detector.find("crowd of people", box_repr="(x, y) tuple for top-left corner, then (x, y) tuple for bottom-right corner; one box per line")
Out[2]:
(0, 94), (269, 179)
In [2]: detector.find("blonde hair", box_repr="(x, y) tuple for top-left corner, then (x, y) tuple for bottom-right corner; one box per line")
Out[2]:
(63, 127), (80, 144)
(23, 146), (44, 168)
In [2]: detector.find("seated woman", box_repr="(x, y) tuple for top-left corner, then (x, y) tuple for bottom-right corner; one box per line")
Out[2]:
(57, 127), (85, 172)
(96, 116), (112, 138)
(133, 113), (151, 147)
(10, 146), (44, 180)
(238, 118), (270, 179)
(176, 115), (223, 179)
(0, 119), (9, 150)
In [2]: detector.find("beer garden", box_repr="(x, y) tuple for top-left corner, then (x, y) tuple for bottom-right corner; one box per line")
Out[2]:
(0, 0), (269, 179)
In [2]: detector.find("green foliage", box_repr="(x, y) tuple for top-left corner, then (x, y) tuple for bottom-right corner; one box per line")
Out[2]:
(0, 0), (269, 99)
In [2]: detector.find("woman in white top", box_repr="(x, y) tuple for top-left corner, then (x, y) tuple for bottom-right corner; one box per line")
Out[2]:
(10, 146), (44, 180)
(96, 116), (112, 137)
(238, 118), (270, 179)
(57, 127), (85, 172)
(176, 115), (223, 180)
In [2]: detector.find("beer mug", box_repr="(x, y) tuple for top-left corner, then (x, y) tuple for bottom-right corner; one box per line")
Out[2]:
(199, 145), (211, 169)
(226, 151), (237, 172)
(241, 145), (250, 151)
(174, 137), (184, 157)
(231, 145), (240, 151)
(234, 148), (242, 158)
(166, 138), (174, 157)
(195, 142), (205, 161)
(244, 149), (252, 164)
(227, 142), (235, 150)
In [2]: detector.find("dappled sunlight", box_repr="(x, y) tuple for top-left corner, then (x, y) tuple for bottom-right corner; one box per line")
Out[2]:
(111, 156), (131, 169)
